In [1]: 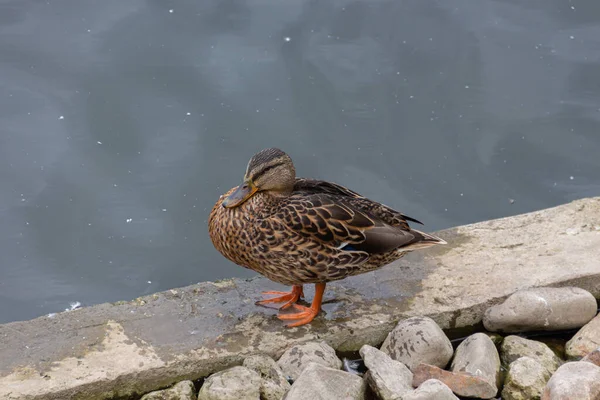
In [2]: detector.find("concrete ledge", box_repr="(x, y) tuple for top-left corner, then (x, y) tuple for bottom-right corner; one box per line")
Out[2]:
(1, 197), (599, 399)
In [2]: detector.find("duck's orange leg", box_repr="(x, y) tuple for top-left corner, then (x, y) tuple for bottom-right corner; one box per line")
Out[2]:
(278, 283), (325, 327)
(255, 285), (304, 310)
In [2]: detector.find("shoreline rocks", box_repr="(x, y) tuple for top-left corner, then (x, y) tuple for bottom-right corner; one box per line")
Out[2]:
(137, 286), (599, 400)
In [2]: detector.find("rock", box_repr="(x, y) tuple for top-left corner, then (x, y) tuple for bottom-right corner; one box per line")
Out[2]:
(403, 379), (459, 400)
(502, 356), (551, 400)
(243, 354), (291, 400)
(198, 366), (260, 400)
(277, 340), (342, 381)
(451, 333), (500, 390)
(501, 336), (562, 375)
(582, 347), (600, 367)
(284, 362), (365, 400)
(380, 317), (453, 370)
(542, 361), (600, 400)
(141, 380), (196, 400)
(412, 363), (497, 399)
(483, 287), (597, 333)
(566, 313), (600, 359)
(359, 345), (413, 400)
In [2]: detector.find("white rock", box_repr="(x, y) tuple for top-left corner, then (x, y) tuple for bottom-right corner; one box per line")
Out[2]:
(243, 354), (290, 400)
(403, 379), (458, 400)
(277, 340), (342, 381)
(483, 287), (597, 333)
(284, 362), (365, 400)
(141, 380), (196, 400)
(451, 333), (500, 391)
(359, 345), (413, 400)
(380, 317), (453, 370)
(542, 361), (600, 399)
(566, 313), (600, 359)
(502, 357), (550, 400)
(198, 366), (260, 400)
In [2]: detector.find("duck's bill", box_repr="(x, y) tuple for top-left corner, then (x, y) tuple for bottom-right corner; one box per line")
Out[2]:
(222, 182), (258, 208)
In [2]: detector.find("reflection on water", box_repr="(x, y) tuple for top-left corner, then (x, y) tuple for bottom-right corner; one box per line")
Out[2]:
(1, 0), (599, 323)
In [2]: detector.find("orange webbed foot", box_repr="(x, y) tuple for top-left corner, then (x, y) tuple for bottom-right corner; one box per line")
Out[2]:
(276, 282), (326, 328)
(277, 304), (320, 327)
(255, 285), (303, 310)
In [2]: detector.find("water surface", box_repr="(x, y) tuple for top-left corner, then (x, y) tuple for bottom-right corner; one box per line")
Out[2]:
(1, 0), (599, 323)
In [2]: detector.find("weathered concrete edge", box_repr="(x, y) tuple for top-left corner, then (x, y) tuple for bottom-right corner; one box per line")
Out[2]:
(1, 197), (599, 400)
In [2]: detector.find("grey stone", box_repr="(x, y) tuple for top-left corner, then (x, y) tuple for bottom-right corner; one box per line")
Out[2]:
(542, 361), (600, 400)
(451, 333), (500, 389)
(277, 340), (342, 381)
(284, 362), (365, 400)
(403, 379), (458, 400)
(501, 335), (562, 375)
(502, 357), (550, 400)
(198, 366), (260, 400)
(380, 317), (453, 370)
(566, 313), (600, 359)
(483, 287), (597, 333)
(243, 354), (290, 400)
(141, 380), (197, 400)
(359, 345), (413, 400)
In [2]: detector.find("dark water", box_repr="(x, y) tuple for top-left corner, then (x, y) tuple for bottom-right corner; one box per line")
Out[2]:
(1, 0), (599, 324)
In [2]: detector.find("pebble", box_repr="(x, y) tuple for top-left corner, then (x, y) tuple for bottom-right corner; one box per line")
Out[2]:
(450, 333), (500, 391)
(483, 287), (597, 333)
(197, 366), (260, 400)
(501, 335), (562, 375)
(277, 340), (342, 381)
(284, 362), (365, 400)
(502, 356), (551, 400)
(566, 312), (600, 359)
(243, 354), (290, 400)
(412, 363), (497, 399)
(141, 380), (196, 400)
(403, 379), (458, 400)
(380, 317), (453, 370)
(359, 344), (413, 400)
(542, 361), (600, 400)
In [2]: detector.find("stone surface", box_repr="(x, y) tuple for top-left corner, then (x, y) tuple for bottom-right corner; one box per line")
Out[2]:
(359, 345), (412, 400)
(284, 362), (365, 400)
(502, 356), (550, 400)
(403, 379), (458, 400)
(381, 317), (453, 370)
(542, 361), (600, 400)
(277, 340), (342, 381)
(501, 336), (562, 375)
(483, 287), (597, 333)
(451, 333), (500, 389)
(566, 313), (600, 359)
(1, 197), (600, 399)
(412, 363), (497, 399)
(582, 347), (600, 367)
(243, 354), (290, 400)
(197, 366), (260, 400)
(141, 381), (197, 400)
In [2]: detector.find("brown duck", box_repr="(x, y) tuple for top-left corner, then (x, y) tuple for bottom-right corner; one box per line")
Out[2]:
(209, 148), (446, 327)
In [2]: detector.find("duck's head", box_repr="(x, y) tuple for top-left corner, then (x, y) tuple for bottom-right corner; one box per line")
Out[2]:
(222, 148), (296, 208)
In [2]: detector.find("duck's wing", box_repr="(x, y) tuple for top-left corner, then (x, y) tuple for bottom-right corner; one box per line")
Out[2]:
(279, 192), (438, 255)
(293, 178), (424, 227)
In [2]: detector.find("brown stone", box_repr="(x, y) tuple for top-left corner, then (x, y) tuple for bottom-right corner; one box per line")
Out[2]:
(582, 347), (600, 367)
(412, 363), (497, 399)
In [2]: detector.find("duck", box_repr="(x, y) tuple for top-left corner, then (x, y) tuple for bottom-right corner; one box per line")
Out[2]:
(208, 148), (446, 327)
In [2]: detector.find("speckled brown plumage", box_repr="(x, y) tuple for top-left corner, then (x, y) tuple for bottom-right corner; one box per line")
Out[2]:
(208, 148), (446, 327)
